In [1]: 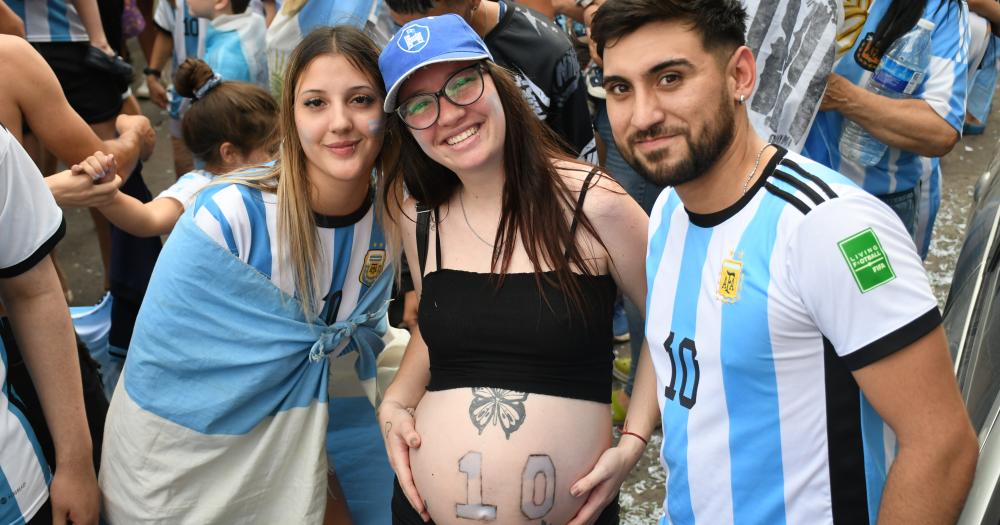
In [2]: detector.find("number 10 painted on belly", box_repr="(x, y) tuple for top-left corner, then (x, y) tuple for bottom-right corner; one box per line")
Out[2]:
(456, 451), (556, 521)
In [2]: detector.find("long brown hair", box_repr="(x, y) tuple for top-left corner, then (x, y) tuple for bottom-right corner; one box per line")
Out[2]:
(229, 26), (385, 318)
(380, 61), (607, 311)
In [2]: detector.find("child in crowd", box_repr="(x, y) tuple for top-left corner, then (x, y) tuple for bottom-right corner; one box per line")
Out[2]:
(147, 0), (267, 175)
(189, 0), (268, 89)
(87, 58), (277, 238)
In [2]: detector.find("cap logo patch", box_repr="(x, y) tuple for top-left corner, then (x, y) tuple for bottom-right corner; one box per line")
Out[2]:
(398, 25), (430, 53)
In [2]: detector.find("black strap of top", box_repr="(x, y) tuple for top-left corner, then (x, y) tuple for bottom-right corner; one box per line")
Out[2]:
(416, 168), (598, 275)
(416, 202), (430, 276)
(568, 168), (600, 242)
(415, 203), (442, 276)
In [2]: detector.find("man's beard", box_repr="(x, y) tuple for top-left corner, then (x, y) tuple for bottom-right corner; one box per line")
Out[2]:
(619, 95), (735, 188)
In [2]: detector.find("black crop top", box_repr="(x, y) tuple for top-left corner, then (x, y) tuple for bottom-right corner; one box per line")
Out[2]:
(415, 170), (617, 403)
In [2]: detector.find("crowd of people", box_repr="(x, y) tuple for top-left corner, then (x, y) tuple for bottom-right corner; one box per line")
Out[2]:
(0, 0), (995, 523)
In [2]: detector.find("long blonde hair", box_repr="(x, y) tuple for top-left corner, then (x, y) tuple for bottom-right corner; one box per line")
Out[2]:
(229, 26), (386, 319)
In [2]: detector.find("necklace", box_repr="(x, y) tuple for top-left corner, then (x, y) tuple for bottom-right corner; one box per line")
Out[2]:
(459, 190), (495, 248)
(741, 143), (772, 194)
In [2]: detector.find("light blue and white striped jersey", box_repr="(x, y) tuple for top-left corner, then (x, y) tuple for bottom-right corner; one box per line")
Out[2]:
(0, 126), (59, 524)
(7, 0), (88, 43)
(156, 169), (213, 209)
(645, 148), (941, 525)
(154, 0), (207, 121)
(100, 176), (390, 523)
(803, 0), (969, 254)
(191, 180), (388, 324)
(266, 0), (386, 97)
(205, 12), (268, 89)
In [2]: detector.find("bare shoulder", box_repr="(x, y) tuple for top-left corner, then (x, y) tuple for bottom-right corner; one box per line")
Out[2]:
(0, 34), (32, 58)
(554, 159), (633, 224)
(0, 35), (46, 79)
(0, 35), (30, 87)
(0, 35), (62, 107)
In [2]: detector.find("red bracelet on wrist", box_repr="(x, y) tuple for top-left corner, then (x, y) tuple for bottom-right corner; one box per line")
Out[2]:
(621, 429), (649, 447)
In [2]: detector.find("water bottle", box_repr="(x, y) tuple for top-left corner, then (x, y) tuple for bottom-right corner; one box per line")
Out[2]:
(840, 18), (936, 166)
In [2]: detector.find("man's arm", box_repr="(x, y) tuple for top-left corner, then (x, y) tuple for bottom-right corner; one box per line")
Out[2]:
(820, 73), (960, 157)
(145, 27), (174, 109)
(853, 326), (978, 524)
(0, 257), (100, 525)
(0, 36), (154, 179)
(70, 0), (113, 54)
(789, 192), (979, 524)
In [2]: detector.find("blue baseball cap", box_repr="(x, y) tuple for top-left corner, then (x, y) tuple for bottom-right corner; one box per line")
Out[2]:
(379, 14), (493, 113)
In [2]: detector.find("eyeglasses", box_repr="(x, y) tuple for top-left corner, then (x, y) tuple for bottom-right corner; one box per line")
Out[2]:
(396, 63), (486, 130)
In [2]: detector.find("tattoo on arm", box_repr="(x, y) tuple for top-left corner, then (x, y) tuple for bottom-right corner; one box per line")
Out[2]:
(468, 388), (528, 440)
(457, 451), (498, 521)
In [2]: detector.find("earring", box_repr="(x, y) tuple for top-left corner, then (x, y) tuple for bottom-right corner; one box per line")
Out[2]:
(738, 94), (745, 105)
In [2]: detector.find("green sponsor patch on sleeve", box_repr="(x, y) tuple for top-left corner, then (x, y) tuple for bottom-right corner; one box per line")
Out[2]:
(837, 228), (896, 293)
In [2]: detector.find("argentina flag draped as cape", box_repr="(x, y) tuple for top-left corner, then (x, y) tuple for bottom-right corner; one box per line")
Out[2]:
(99, 199), (391, 524)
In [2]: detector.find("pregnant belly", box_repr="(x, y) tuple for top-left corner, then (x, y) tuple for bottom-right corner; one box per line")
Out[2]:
(409, 388), (612, 524)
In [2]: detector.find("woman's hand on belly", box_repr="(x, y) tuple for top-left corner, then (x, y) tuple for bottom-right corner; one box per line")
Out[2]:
(565, 440), (645, 525)
(379, 399), (430, 521)
(409, 388), (613, 524)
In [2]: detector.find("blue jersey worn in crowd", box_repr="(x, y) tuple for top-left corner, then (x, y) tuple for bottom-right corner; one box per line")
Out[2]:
(204, 11), (268, 89)
(99, 181), (392, 523)
(0, 334), (52, 524)
(7, 0), (88, 43)
(154, 0), (207, 121)
(803, 0), (969, 255)
(839, 18), (935, 166)
(646, 149), (942, 525)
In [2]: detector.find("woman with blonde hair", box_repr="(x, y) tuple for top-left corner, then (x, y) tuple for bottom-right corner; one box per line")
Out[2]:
(377, 15), (649, 525)
(99, 26), (392, 524)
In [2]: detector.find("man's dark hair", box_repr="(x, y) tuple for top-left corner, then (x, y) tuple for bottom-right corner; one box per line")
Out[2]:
(384, 0), (436, 14)
(591, 0), (747, 59)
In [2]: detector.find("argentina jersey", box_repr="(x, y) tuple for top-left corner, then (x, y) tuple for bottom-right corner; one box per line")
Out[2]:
(101, 178), (391, 522)
(0, 334), (51, 524)
(7, 0), (88, 43)
(154, 0), (207, 121)
(803, 0), (969, 254)
(645, 148), (940, 525)
(190, 181), (389, 329)
(0, 124), (61, 524)
(205, 12), (268, 89)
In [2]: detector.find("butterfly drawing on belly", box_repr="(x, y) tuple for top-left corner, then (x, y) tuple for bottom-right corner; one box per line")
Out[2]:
(468, 388), (529, 440)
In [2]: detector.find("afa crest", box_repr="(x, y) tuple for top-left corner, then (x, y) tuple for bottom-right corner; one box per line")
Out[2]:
(360, 249), (386, 286)
(854, 32), (881, 72)
(717, 254), (743, 303)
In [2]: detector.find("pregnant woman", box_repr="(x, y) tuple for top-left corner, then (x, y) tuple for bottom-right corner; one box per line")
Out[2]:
(377, 15), (649, 525)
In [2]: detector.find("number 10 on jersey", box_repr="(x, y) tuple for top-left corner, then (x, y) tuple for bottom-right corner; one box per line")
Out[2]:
(663, 332), (699, 409)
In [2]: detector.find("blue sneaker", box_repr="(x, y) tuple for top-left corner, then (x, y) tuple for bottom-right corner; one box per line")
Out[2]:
(613, 300), (630, 343)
